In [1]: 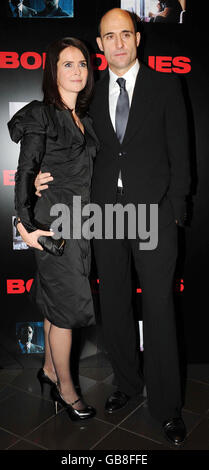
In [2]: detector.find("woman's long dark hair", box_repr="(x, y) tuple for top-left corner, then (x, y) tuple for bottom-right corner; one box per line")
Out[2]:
(42, 37), (94, 117)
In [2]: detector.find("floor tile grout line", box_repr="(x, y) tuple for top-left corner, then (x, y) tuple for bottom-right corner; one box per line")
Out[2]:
(92, 417), (165, 447)
(90, 402), (146, 450)
(0, 421), (165, 451)
(91, 417), (118, 426)
(0, 391), (17, 405)
(0, 380), (103, 404)
(181, 408), (207, 436)
(0, 386), (143, 447)
(23, 409), (65, 440)
(0, 394), (147, 451)
(0, 425), (27, 441)
(2, 376), (209, 399)
(113, 401), (146, 427)
(0, 410), (63, 445)
(6, 437), (49, 451)
(6, 439), (22, 450)
(0, 381), (96, 404)
(90, 424), (120, 450)
(118, 425), (165, 446)
(1, 408), (206, 446)
(0, 379), (141, 407)
(182, 407), (203, 416)
(183, 406), (209, 437)
(0, 426), (24, 438)
(1, 408), (207, 451)
(187, 378), (209, 387)
(90, 422), (165, 451)
(92, 400), (147, 428)
(1, 368), (209, 383)
(24, 412), (122, 443)
(1, 370), (209, 443)
(183, 406), (209, 417)
(186, 414), (209, 438)
(0, 382), (54, 403)
(4, 403), (148, 445)
(90, 399), (208, 449)
(1, 416), (163, 451)
(0, 372), (22, 379)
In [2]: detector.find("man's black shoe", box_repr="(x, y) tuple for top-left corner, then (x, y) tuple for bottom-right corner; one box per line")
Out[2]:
(163, 417), (186, 446)
(105, 391), (130, 414)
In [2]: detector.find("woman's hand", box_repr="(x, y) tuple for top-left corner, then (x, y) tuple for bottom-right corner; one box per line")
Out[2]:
(17, 222), (54, 251)
(35, 170), (54, 197)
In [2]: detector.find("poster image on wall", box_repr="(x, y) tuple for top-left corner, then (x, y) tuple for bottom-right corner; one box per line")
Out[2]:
(12, 216), (29, 250)
(121, 0), (186, 23)
(7, 1), (74, 18)
(16, 322), (44, 354)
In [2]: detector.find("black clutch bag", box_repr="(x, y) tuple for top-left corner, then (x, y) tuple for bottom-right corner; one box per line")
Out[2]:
(38, 235), (66, 256)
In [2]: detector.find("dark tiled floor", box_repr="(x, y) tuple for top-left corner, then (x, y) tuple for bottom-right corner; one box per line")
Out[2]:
(0, 355), (208, 451)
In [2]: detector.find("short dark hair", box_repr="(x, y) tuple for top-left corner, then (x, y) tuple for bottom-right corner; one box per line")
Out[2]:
(18, 323), (34, 340)
(98, 10), (139, 37)
(42, 37), (94, 118)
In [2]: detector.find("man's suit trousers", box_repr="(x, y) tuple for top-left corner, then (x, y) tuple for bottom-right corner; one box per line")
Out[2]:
(93, 202), (182, 422)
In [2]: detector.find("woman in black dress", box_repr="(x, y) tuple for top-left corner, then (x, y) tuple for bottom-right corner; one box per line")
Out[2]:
(8, 37), (99, 421)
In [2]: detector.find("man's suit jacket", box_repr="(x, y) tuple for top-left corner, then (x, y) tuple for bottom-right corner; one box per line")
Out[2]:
(89, 62), (190, 227)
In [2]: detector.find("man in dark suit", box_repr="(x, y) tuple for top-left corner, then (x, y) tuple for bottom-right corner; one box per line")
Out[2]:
(8, 0), (37, 17)
(90, 8), (190, 445)
(34, 8), (190, 445)
(17, 324), (44, 354)
(37, 0), (70, 17)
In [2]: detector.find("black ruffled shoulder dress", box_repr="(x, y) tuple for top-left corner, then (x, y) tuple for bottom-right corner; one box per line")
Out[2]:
(8, 101), (100, 329)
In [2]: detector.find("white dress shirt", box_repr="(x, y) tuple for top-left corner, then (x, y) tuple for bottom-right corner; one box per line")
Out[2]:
(109, 59), (140, 188)
(9, 2), (23, 17)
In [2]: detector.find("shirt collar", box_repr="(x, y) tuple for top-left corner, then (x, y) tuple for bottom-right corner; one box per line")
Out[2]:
(109, 59), (140, 89)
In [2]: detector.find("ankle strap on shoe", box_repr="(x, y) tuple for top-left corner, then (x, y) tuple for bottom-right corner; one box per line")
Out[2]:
(71, 397), (81, 406)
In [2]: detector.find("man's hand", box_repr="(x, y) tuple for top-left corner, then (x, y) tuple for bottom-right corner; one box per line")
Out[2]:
(17, 222), (54, 250)
(35, 171), (54, 197)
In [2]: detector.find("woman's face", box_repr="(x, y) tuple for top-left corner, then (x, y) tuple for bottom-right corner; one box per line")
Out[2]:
(57, 46), (88, 98)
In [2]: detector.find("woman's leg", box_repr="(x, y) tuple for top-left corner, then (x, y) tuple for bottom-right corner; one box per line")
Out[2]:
(49, 324), (84, 409)
(43, 318), (57, 383)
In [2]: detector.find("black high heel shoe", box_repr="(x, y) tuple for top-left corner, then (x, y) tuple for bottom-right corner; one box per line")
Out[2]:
(51, 384), (96, 421)
(37, 368), (57, 394)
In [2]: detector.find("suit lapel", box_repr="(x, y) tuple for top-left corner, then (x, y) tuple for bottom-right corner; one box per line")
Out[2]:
(122, 63), (153, 146)
(94, 73), (121, 147)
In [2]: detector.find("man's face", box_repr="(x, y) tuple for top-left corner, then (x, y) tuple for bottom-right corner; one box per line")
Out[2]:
(44, 0), (59, 8)
(21, 326), (33, 344)
(96, 9), (140, 76)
